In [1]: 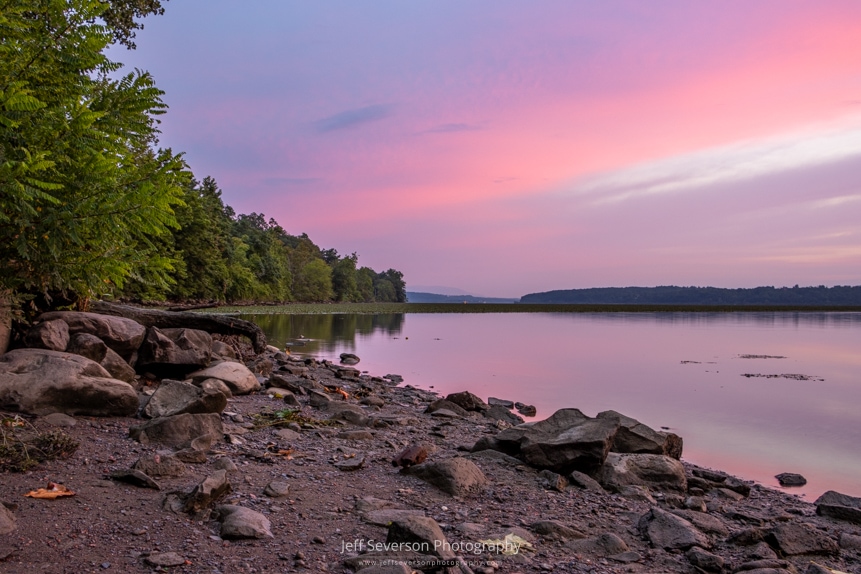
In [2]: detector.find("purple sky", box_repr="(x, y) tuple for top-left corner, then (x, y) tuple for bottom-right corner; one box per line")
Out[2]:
(113, 1), (861, 297)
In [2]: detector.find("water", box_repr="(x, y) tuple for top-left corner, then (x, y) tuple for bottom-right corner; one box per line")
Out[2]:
(244, 311), (861, 499)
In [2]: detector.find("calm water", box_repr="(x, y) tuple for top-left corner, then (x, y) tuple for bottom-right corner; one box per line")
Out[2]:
(243, 311), (861, 499)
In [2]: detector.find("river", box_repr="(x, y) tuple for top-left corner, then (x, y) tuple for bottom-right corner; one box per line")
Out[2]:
(241, 311), (861, 500)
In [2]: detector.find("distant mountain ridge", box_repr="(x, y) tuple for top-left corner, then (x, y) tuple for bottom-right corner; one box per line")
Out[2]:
(520, 285), (861, 305)
(407, 291), (519, 304)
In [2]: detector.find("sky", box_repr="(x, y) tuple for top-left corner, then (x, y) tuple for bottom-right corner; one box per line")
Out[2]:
(111, 1), (861, 297)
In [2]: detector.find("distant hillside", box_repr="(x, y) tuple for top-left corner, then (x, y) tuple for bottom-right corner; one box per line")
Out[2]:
(520, 285), (861, 305)
(407, 292), (519, 304)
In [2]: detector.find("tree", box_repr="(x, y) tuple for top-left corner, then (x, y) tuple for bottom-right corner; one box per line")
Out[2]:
(100, 0), (168, 48)
(331, 254), (359, 302)
(0, 0), (187, 310)
(294, 259), (332, 302)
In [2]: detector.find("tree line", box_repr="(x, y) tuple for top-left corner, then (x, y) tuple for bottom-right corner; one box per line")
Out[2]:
(0, 0), (405, 317)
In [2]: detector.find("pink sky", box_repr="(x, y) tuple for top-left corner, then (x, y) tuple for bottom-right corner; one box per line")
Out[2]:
(115, 1), (861, 297)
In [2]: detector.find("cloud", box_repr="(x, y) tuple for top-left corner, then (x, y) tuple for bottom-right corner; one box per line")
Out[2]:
(314, 104), (394, 133)
(424, 122), (483, 133)
(568, 115), (861, 205)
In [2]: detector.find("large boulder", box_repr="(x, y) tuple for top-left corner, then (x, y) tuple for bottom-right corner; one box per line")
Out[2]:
(23, 319), (69, 352)
(495, 408), (620, 474)
(39, 311), (145, 360)
(405, 457), (488, 496)
(0, 349), (138, 416)
(137, 327), (212, 375)
(599, 453), (687, 492)
(638, 507), (710, 551)
(65, 332), (108, 362)
(143, 379), (227, 418)
(815, 491), (861, 525)
(217, 505), (273, 539)
(596, 410), (683, 459)
(129, 413), (223, 448)
(189, 362), (260, 395)
(100, 347), (136, 383)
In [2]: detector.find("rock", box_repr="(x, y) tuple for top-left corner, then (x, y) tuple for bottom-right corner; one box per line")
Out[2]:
(599, 453), (687, 492)
(638, 506), (710, 551)
(617, 485), (656, 504)
(137, 327), (212, 374)
(445, 391), (487, 412)
(65, 332), (108, 363)
(41, 413), (77, 427)
(494, 407), (620, 474)
(143, 380), (227, 418)
(386, 516), (454, 559)
(212, 457), (237, 472)
(686, 546), (725, 572)
(339, 353), (360, 365)
(566, 532), (629, 556)
(363, 509), (426, 527)
(529, 520), (584, 540)
(766, 523), (838, 556)
(839, 532), (861, 550)
(39, 311), (145, 360)
(263, 481), (290, 498)
(488, 397), (514, 408)
(177, 470), (232, 514)
(805, 564), (843, 574)
(0, 504), (15, 535)
(596, 410), (683, 459)
(335, 455), (366, 471)
(465, 449), (522, 466)
(775, 473), (807, 487)
(815, 490), (861, 524)
(199, 377), (232, 398)
(110, 469), (160, 490)
(684, 495), (707, 512)
(211, 340), (237, 360)
(100, 347), (136, 383)
(129, 413), (222, 448)
(749, 541), (780, 560)
(217, 505), (273, 539)
(143, 552), (187, 567)
(308, 390), (331, 407)
(132, 453), (186, 477)
(0, 349), (138, 416)
(355, 565), (413, 574)
(690, 467), (752, 496)
(483, 404), (525, 425)
(189, 362), (260, 395)
(515, 403), (537, 417)
(265, 388), (300, 406)
(23, 319), (70, 352)
(430, 408), (461, 419)
(405, 457), (487, 496)
(568, 470), (605, 492)
(336, 429), (373, 441)
(669, 509), (730, 537)
(609, 551), (642, 563)
(470, 435), (500, 453)
(275, 428), (300, 441)
(424, 399), (469, 418)
(736, 559), (795, 572)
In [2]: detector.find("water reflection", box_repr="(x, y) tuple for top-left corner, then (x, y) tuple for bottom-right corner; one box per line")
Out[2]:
(244, 313), (404, 353)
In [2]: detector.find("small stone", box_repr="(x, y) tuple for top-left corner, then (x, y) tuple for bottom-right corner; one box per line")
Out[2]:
(515, 402), (537, 416)
(213, 457), (238, 472)
(312, 535), (326, 544)
(335, 455), (365, 471)
(263, 481), (290, 498)
(143, 552), (186, 567)
(775, 472), (807, 487)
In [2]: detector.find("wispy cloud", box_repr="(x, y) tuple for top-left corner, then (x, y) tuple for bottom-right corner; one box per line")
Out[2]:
(424, 122), (484, 133)
(570, 115), (861, 205)
(314, 104), (394, 133)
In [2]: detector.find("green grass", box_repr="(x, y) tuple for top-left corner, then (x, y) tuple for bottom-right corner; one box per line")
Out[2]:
(202, 302), (861, 315)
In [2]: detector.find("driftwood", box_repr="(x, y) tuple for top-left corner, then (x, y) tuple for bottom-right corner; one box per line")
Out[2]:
(90, 301), (267, 353)
(166, 303), (219, 312)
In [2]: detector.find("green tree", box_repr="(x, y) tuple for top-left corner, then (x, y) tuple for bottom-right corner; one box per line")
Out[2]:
(356, 266), (375, 302)
(0, 0), (187, 307)
(294, 259), (332, 302)
(331, 253), (359, 302)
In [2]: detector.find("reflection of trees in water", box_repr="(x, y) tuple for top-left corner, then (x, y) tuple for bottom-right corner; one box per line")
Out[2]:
(242, 314), (404, 353)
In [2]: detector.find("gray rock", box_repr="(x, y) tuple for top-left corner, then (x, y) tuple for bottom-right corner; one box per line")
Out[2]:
(424, 399), (469, 418)
(815, 490), (861, 524)
(339, 353), (360, 365)
(484, 404), (525, 425)
(495, 408), (620, 474)
(515, 402), (537, 417)
(363, 509), (426, 527)
(65, 332), (107, 362)
(189, 361), (260, 395)
(335, 455), (366, 471)
(529, 520), (584, 540)
(638, 506), (710, 550)
(430, 408), (462, 419)
(308, 389), (331, 407)
(110, 469), (160, 490)
(597, 410), (683, 459)
(445, 391), (487, 412)
(805, 563), (840, 574)
(669, 509), (730, 537)
(775, 472), (807, 487)
(180, 470), (232, 514)
(133, 453), (186, 477)
(41, 413), (77, 427)
(686, 546), (725, 572)
(0, 349), (138, 416)
(211, 340), (237, 360)
(39, 311), (145, 360)
(538, 469), (568, 492)
(599, 452), (687, 492)
(355, 565), (413, 574)
(609, 551), (641, 563)
(736, 559), (795, 572)
(137, 327), (212, 373)
(23, 319), (69, 352)
(217, 505), (273, 539)
(839, 532), (861, 550)
(199, 377), (232, 398)
(274, 428), (300, 441)
(488, 397), (514, 408)
(337, 430), (374, 441)
(0, 504), (15, 535)
(143, 380), (227, 418)
(465, 449), (522, 466)
(263, 481), (290, 498)
(405, 457), (487, 496)
(617, 485), (656, 504)
(212, 457), (238, 472)
(766, 523), (838, 556)
(566, 532), (629, 556)
(100, 347), (136, 383)
(568, 470), (605, 492)
(386, 516), (454, 559)
(265, 387), (300, 406)
(143, 552), (187, 567)
(129, 413), (222, 448)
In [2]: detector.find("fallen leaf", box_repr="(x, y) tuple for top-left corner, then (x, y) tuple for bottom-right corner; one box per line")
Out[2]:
(25, 482), (75, 500)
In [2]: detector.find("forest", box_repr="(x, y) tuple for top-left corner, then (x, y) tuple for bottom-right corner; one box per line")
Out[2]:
(0, 0), (405, 317)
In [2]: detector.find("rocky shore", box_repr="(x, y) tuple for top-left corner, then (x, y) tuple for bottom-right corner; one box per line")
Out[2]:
(1, 310), (860, 574)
